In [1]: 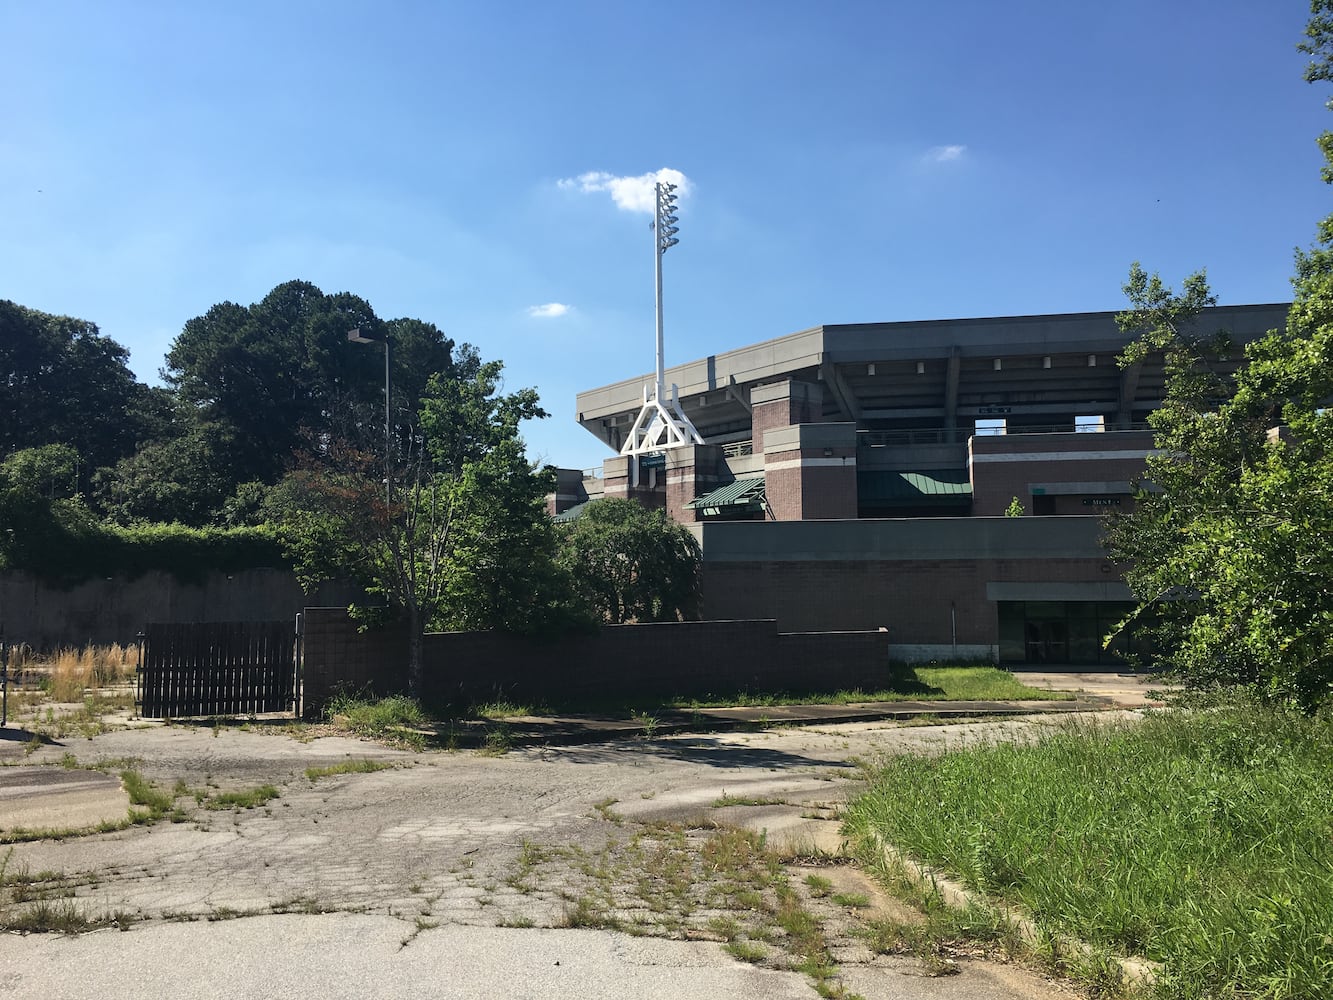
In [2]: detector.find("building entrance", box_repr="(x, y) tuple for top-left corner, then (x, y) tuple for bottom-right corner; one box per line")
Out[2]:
(998, 601), (1143, 666)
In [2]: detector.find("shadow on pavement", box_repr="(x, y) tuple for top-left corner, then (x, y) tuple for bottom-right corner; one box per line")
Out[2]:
(528, 735), (855, 771)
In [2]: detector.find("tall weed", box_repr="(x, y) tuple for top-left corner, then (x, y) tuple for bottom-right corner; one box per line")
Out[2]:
(43, 645), (136, 702)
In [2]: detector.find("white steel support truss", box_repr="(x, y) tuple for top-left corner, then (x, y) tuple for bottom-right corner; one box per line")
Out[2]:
(620, 179), (703, 484)
(621, 382), (703, 457)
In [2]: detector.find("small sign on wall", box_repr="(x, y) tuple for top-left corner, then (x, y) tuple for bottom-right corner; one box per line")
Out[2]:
(1081, 497), (1122, 506)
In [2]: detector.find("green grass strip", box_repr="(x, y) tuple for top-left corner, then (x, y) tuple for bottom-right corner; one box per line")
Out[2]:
(204, 785), (280, 810)
(305, 760), (392, 781)
(843, 708), (1333, 1000)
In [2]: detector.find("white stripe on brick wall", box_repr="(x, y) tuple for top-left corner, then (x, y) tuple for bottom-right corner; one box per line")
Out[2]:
(763, 457), (857, 471)
(969, 450), (1158, 463)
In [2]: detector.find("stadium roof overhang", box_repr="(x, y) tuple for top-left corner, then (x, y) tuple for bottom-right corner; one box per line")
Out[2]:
(574, 304), (1291, 455)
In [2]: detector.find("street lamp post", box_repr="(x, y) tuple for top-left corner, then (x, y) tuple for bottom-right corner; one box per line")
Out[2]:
(348, 328), (391, 506)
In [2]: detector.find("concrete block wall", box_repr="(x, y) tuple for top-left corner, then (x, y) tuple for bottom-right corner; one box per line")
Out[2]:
(299, 613), (894, 716)
(301, 607), (409, 715)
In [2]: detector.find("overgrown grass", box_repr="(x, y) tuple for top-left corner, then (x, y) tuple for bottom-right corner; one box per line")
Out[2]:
(470, 700), (540, 719)
(326, 692), (426, 748)
(843, 707), (1333, 1000)
(120, 770), (173, 814)
(204, 785), (280, 810)
(9, 644), (136, 705)
(305, 759), (392, 781)
(660, 666), (1072, 709)
(910, 666), (1073, 702)
(321, 667), (1067, 745)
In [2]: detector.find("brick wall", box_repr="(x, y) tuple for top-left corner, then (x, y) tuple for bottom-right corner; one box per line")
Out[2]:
(761, 423), (858, 520)
(665, 445), (726, 523)
(299, 612), (893, 716)
(699, 556), (1113, 643)
(751, 380), (824, 444)
(602, 455), (667, 511)
(969, 430), (1154, 516)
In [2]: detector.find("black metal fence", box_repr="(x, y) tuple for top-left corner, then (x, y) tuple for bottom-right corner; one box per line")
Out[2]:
(138, 621), (298, 718)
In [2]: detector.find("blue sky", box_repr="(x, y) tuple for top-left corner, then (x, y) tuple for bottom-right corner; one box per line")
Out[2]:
(2, 1), (1328, 469)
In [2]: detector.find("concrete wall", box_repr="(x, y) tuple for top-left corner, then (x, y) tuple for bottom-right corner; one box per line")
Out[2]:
(300, 612), (895, 717)
(0, 571), (361, 650)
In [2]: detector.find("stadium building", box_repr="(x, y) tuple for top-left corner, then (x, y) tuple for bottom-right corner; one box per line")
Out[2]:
(556, 304), (1288, 665)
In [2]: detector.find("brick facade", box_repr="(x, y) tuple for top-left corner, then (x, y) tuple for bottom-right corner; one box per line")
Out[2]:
(665, 445), (727, 523)
(600, 455), (667, 511)
(751, 379), (824, 443)
(968, 430), (1154, 516)
(761, 422), (858, 520)
(700, 556), (1113, 643)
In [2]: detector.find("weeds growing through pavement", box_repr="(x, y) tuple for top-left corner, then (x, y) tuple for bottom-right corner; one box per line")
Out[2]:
(478, 724), (512, 756)
(305, 759), (393, 781)
(325, 693), (426, 750)
(36, 644), (136, 704)
(203, 785), (280, 810)
(0, 848), (135, 933)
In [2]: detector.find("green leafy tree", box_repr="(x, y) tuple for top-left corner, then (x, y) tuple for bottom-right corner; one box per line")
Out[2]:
(273, 352), (568, 696)
(558, 497), (701, 625)
(95, 419), (239, 525)
(157, 281), (461, 513)
(0, 301), (158, 491)
(1, 444), (80, 500)
(1103, 6), (1333, 710)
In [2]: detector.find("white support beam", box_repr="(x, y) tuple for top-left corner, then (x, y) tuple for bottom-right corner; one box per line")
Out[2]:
(620, 384), (704, 459)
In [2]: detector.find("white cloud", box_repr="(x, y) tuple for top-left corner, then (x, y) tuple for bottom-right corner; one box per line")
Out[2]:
(527, 302), (570, 319)
(557, 168), (691, 213)
(926, 144), (967, 163)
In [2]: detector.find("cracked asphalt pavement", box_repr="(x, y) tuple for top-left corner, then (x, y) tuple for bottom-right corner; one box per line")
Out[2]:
(0, 715), (1120, 999)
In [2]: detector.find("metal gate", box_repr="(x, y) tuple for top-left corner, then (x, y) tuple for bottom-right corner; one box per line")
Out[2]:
(137, 621), (299, 718)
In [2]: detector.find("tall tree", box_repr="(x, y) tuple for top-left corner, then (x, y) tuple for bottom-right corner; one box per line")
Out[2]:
(1103, 4), (1333, 711)
(0, 300), (157, 490)
(94, 280), (462, 525)
(273, 352), (564, 697)
(558, 498), (701, 625)
(161, 281), (459, 501)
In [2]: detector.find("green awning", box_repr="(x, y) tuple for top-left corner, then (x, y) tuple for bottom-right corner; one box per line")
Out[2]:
(858, 469), (972, 505)
(553, 500), (592, 523)
(683, 476), (766, 512)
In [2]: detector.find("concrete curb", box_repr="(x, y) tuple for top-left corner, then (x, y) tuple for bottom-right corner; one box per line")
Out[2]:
(861, 831), (1160, 991)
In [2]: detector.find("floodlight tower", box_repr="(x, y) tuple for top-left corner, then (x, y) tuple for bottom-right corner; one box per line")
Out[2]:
(620, 180), (703, 482)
